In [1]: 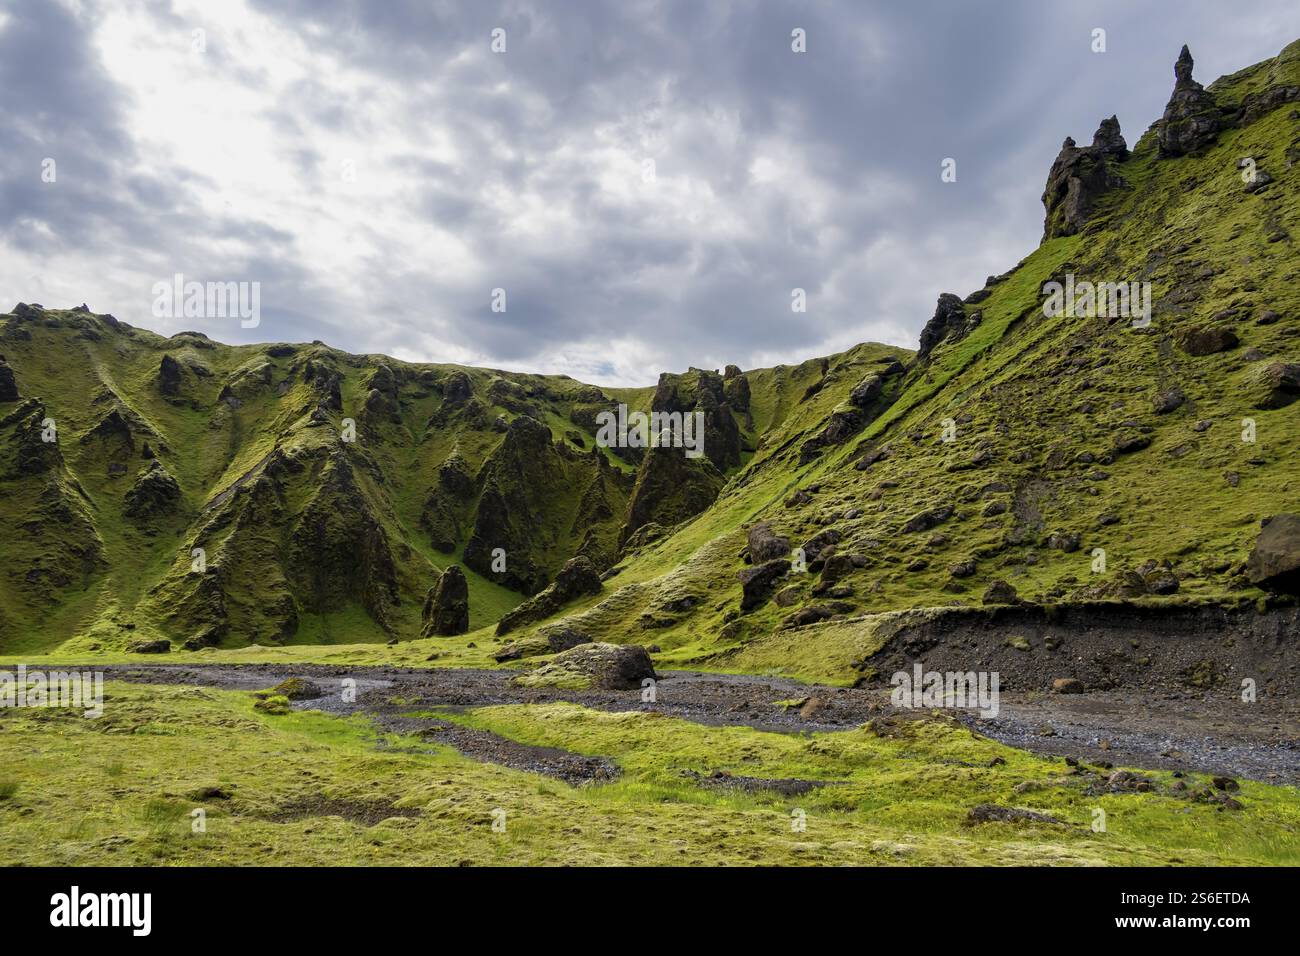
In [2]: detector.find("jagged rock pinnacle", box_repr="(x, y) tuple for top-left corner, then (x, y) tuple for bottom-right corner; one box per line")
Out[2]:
(1041, 116), (1128, 239)
(1091, 115), (1128, 159)
(1174, 44), (1196, 86)
(1158, 44), (1222, 157)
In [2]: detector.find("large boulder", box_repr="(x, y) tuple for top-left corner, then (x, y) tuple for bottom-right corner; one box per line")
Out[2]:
(1246, 514), (1300, 594)
(747, 521), (790, 563)
(128, 639), (171, 654)
(901, 504), (954, 534)
(1247, 362), (1300, 410)
(495, 556), (603, 636)
(420, 565), (470, 636)
(738, 559), (790, 612)
(513, 642), (656, 690)
(982, 580), (1020, 605)
(1176, 325), (1238, 356)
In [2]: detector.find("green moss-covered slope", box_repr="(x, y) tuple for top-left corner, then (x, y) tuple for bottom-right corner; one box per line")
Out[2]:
(4, 40), (1298, 674)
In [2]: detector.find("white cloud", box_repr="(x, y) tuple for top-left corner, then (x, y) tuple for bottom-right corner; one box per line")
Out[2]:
(4, 0), (1299, 384)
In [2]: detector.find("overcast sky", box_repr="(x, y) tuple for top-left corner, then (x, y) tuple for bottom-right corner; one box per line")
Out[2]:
(2, 1), (1298, 385)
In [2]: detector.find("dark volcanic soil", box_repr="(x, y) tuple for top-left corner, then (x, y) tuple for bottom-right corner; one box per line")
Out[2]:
(99, 664), (1300, 786)
(963, 690), (1300, 786)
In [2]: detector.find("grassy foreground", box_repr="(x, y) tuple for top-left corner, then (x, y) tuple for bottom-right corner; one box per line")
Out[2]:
(1, 681), (1296, 866)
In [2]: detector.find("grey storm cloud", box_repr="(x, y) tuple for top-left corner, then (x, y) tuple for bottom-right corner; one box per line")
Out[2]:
(2, 0), (1298, 384)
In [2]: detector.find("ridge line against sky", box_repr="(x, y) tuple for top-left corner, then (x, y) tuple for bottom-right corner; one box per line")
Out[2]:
(2, 0), (1298, 386)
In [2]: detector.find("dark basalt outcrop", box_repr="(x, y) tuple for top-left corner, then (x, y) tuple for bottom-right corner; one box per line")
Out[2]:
(464, 416), (562, 593)
(420, 453), (477, 553)
(3, 399), (62, 477)
(457, 411), (631, 593)
(495, 556), (603, 636)
(621, 443), (724, 545)
(797, 359), (903, 465)
(0, 358), (20, 401)
(420, 565), (470, 636)
(723, 364), (751, 424)
(1157, 46), (1225, 158)
(158, 354), (184, 396)
(570, 453), (630, 571)
(302, 357), (343, 411)
(1042, 116), (1129, 239)
(123, 460), (182, 519)
(651, 367), (741, 472)
(219, 360), (275, 406)
(917, 293), (968, 360)
(285, 449), (400, 631)
(361, 363), (402, 425)
(738, 558), (790, 612)
(747, 521), (791, 563)
(442, 370), (473, 405)
(427, 370), (481, 428)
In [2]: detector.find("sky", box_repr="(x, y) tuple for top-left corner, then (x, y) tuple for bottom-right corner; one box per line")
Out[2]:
(2, 0), (1298, 386)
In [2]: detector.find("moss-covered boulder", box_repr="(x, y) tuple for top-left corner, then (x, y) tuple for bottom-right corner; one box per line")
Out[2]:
(264, 677), (324, 700)
(1247, 514), (1300, 594)
(512, 642), (656, 690)
(1246, 362), (1300, 409)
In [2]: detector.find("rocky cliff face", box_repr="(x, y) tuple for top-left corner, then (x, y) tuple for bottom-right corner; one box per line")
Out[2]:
(917, 293), (969, 359)
(1, 296), (874, 650)
(421, 565), (470, 636)
(1041, 116), (1129, 239)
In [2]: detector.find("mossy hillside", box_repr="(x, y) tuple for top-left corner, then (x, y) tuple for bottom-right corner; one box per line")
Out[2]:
(2, 682), (1295, 865)
(0, 310), (810, 651)
(512, 41), (1300, 676)
(4, 41), (1298, 672)
(462, 416), (632, 593)
(0, 286), (914, 655)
